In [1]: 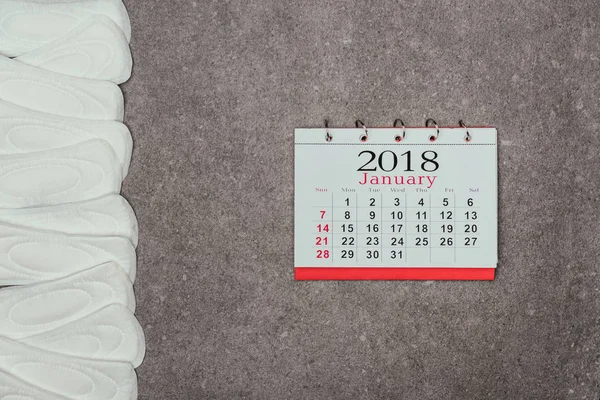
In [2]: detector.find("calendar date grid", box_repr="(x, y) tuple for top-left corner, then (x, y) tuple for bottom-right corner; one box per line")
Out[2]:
(311, 192), (481, 264)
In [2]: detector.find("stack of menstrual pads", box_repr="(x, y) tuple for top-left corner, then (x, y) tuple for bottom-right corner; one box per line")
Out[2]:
(0, 1), (144, 398)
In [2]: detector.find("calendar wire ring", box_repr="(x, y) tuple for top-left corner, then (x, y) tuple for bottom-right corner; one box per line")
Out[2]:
(356, 120), (368, 142)
(324, 120), (333, 142)
(459, 119), (472, 142)
(425, 118), (439, 142)
(393, 118), (406, 142)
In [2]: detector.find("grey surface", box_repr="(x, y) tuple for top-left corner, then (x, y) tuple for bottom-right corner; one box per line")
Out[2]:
(122, 0), (600, 398)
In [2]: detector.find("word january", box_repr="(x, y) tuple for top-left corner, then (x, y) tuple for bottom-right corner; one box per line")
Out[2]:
(358, 173), (437, 188)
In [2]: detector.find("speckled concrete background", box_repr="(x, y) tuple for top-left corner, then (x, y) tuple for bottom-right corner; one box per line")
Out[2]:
(122, 0), (600, 398)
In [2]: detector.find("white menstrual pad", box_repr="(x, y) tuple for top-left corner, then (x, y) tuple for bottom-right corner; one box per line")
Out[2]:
(0, 195), (138, 247)
(0, 99), (132, 177)
(21, 304), (145, 367)
(0, 336), (137, 400)
(0, 0), (131, 57)
(0, 140), (123, 208)
(0, 56), (124, 120)
(0, 224), (136, 286)
(16, 15), (132, 84)
(0, 262), (134, 337)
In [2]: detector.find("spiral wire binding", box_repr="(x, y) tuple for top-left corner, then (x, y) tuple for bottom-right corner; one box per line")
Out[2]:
(425, 118), (439, 141)
(324, 119), (332, 142)
(459, 119), (472, 142)
(355, 120), (368, 142)
(321, 118), (476, 142)
(393, 119), (406, 142)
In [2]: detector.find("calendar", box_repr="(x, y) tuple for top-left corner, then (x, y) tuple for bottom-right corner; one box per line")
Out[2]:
(294, 124), (498, 280)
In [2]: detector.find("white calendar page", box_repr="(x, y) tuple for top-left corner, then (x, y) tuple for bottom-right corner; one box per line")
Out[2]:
(294, 127), (498, 280)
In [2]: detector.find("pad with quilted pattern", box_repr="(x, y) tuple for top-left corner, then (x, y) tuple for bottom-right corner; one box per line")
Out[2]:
(16, 15), (132, 84)
(0, 0), (131, 57)
(0, 56), (124, 120)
